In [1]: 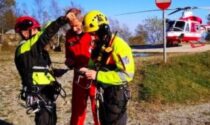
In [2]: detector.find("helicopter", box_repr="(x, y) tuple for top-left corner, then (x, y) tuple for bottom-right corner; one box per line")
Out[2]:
(116, 6), (210, 47)
(166, 6), (210, 47)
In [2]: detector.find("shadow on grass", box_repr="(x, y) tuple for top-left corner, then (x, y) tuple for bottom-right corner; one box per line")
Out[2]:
(138, 83), (151, 101)
(0, 120), (12, 125)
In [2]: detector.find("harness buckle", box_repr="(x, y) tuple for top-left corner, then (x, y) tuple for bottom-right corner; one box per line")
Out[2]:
(31, 86), (40, 94)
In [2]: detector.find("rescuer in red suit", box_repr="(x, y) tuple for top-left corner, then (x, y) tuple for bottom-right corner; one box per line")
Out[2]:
(65, 8), (100, 125)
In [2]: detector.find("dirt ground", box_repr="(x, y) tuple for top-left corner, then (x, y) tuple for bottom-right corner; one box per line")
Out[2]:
(0, 47), (210, 125)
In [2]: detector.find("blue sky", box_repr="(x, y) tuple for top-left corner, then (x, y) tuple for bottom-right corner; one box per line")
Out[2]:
(16, 0), (210, 33)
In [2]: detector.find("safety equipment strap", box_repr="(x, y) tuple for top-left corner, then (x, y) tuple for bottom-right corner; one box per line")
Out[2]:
(94, 31), (117, 71)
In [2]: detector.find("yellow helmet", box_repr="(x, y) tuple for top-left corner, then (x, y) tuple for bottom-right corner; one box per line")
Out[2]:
(83, 10), (109, 32)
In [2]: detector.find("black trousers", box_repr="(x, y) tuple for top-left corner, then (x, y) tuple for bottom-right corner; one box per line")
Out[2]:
(35, 105), (56, 125)
(99, 85), (130, 125)
(34, 85), (57, 125)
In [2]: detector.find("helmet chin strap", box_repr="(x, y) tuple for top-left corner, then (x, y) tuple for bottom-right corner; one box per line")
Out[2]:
(29, 29), (32, 39)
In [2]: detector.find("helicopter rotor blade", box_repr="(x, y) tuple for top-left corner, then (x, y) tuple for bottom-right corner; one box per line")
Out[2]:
(115, 6), (210, 16)
(115, 8), (175, 16)
(191, 6), (198, 10)
(195, 7), (210, 10)
(115, 9), (160, 16)
(168, 8), (182, 15)
(168, 6), (198, 15)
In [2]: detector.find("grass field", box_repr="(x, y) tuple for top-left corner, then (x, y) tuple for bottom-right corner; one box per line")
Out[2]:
(132, 51), (210, 105)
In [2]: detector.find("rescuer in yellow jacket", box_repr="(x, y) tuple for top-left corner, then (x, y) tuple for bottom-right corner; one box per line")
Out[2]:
(80, 10), (135, 125)
(14, 13), (74, 125)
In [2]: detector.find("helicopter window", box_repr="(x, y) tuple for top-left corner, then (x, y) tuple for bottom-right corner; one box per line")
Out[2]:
(167, 21), (175, 31)
(173, 21), (185, 31)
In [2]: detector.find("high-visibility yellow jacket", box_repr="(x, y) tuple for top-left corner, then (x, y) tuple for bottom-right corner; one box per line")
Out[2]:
(90, 35), (135, 85)
(15, 17), (67, 86)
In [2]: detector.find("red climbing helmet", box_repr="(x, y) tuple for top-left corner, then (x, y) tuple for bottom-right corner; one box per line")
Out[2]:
(15, 16), (40, 33)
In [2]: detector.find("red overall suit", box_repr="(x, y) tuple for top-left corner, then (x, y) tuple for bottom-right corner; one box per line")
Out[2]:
(65, 29), (100, 125)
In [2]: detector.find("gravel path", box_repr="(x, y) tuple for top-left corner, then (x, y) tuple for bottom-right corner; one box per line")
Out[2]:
(127, 102), (210, 125)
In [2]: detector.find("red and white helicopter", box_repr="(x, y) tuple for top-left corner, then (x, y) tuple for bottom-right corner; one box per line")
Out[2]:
(166, 6), (210, 47)
(116, 6), (210, 47)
